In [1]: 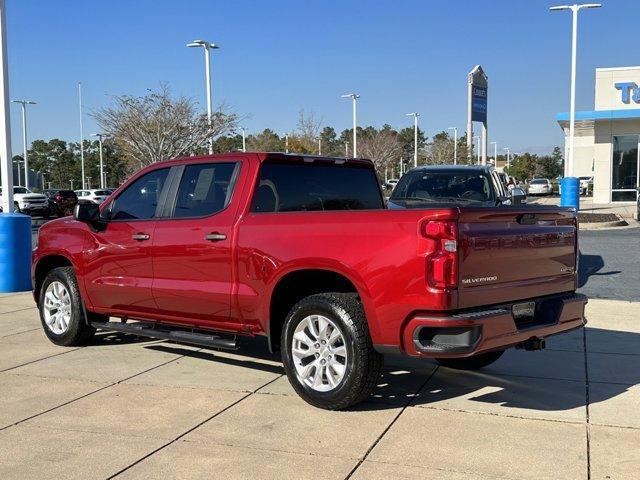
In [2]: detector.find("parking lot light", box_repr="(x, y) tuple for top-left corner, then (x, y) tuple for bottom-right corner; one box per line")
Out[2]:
(448, 127), (457, 165)
(473, 135), (480, 164)
(91, 133), (107, 189)
(550, 3), (602, 178)
(11, 99), (35, 189)
(490, 141), (498, 165)
(504, 147), (511, 171)
(341, 93), (360, 157)
(406, 112), (419, 167)
(187, 39), (220, 154)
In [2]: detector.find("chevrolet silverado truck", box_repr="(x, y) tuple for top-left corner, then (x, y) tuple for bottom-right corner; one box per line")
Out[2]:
(32, 152), (587, 410)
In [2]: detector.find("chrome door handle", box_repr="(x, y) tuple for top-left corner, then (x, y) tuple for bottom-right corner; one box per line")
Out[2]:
(205, 233), (227, 242)
(132, 233), (150, 241)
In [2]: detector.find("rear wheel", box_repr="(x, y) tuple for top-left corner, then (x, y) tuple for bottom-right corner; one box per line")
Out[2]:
(436, 349), (505, 370)
(39, 266), (96, 346)
(281, 293), (383, 410)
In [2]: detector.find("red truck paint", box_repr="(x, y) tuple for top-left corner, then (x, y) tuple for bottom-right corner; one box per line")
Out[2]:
(32, 152), (586, 359)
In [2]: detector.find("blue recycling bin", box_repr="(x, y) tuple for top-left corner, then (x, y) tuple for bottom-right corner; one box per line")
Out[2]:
(0, 213), (33, 292)
(560, 177), (580, 211)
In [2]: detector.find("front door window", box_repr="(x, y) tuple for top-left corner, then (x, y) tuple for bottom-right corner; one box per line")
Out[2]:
(612, 135), (639, 202)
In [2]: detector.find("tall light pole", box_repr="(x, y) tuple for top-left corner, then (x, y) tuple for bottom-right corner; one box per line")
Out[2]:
(187, 39), (220, 154)
(11, 99), (35, 189)
(12, 157), (21, 185)
(341, 93), (359, 157)
(0, 0), (14, 214)
(448, 127), (458, 165)
(550, 3), (601, 178)
(78, 83), (86, 189)
(490, 141), (498, 165)
(318, 138), (322, 155)
(473, 135), (480, 164)
(406, 112), (419, 167)
(91, 133), (106, 188)
(241, 127), (246, 152)
(284, 133), (289, 153)
(504, 147), (511, 171)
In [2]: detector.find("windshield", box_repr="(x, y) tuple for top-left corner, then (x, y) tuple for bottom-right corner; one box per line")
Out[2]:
(530, 179), (548, 185)
(13, 187), (30, 194)
(390, 171), (493, 205)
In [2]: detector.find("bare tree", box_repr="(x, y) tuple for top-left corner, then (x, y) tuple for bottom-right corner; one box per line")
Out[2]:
(358, 128), (403, 175)
(93, 85), (238, 168)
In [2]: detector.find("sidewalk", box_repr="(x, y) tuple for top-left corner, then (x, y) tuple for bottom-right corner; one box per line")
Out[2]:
(0, 292), (638, 479)
(529, 195), (638, 220)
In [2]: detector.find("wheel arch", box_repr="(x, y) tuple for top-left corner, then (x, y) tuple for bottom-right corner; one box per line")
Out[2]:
(34, 254), (74, 301)
(266, 266), (376, 353)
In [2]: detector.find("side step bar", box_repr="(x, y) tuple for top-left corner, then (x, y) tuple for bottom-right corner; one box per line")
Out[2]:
(91, 321), (237, 350)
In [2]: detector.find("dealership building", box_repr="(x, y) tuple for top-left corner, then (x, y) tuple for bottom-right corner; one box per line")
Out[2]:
(556, 66), (640, 204)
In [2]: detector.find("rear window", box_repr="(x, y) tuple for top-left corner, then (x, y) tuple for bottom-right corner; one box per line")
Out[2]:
(530, 179), (548, 185)
(172, 162), (238, 218)
(251, 161), (383, 213)
(391, 171), (493, 205)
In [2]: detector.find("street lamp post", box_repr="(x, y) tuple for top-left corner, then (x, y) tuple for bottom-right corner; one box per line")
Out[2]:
(284, 134), (289, 153)
(490, 141), (498, 165)
(187, 39), (220, 154)
(504, 147), (511, 171)
(341, 93), (359, 157)
(91, 133), (106, 189)
(86, 177), (91, 190)
(550, 3), (601, 178)
(11, 99), (35, 189)
(241, 127), (246, 152)
(406, 112), (419, 167)
(448, 127), (458, 165)
(13, 158), (21, 185)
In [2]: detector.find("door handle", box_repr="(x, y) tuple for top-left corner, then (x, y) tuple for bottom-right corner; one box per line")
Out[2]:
(205, 232), (227, 242)
(132, 233), (150, 241)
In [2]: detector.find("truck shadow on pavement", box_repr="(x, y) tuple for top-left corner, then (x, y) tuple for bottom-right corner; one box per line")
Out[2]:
(121, 327), (640, 414)
(578, 251), (620, 288)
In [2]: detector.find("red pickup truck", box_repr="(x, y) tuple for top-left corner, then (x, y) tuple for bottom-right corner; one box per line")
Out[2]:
(32, 152), (587, 409)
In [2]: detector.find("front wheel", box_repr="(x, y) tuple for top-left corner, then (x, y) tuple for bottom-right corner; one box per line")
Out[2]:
(281, 293), (383, 410)
(436, 349), (505, 370)
(38, 266), (96, 346)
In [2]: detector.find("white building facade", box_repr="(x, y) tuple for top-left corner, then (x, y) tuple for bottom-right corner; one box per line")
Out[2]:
(557, 66), (640, 204)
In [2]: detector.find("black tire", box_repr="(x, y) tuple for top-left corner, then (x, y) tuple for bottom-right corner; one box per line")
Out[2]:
(436, 349), (505, 370)
(38, 266), (96, 346)
(281, 293), (383, 410)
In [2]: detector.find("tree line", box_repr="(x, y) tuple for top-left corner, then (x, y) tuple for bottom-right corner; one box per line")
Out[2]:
(14, 86), (564, 190)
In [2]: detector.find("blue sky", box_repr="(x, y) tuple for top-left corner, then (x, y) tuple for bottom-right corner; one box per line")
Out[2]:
(5, 0), (638, 155)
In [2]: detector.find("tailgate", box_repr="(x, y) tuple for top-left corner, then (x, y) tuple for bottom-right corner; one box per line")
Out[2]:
(457, 207), (577, 309)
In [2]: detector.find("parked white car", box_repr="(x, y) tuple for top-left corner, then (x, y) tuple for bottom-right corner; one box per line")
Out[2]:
(75, 189), (111, 204)
(0, 186), (49, 216)
(527, 178), (553, 196)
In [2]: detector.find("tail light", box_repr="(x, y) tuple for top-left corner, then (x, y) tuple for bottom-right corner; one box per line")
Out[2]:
(422, 220), (458, 289)
(54, 194), (62, 201)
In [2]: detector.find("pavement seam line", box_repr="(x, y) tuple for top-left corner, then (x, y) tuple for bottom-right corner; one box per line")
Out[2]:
(0, 327), (41, 339)
(343, 365), (440, 480)
(360, 458), (520, 480)
(107, 373), (285, 479)
(0, 306), (35, 316)
(0, 348), (191, 432)
(583, 325), (592, 480)
(0, 347), (81, 373)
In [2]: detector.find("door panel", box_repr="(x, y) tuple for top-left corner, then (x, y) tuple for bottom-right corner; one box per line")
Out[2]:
(82, 167), (171, 314)
(151, 162), (241, 329)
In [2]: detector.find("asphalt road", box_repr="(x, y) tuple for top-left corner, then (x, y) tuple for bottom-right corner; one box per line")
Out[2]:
(31, 220), (639, 302)
(578, 227), (640, 301)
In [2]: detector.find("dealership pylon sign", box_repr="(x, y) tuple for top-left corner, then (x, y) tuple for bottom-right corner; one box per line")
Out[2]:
(466, 65), (488, 165)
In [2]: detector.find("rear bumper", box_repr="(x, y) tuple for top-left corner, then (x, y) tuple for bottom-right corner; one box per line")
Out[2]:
(400, 292), (587, 358)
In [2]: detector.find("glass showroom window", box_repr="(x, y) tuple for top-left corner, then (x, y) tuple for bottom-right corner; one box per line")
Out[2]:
(612, 135), (639, 202)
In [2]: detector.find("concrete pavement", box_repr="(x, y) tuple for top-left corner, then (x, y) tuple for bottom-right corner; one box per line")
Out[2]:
(0, 292), (638, 479)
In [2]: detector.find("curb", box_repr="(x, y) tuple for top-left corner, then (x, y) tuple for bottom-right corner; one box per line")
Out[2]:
(579, 214), (628, 230)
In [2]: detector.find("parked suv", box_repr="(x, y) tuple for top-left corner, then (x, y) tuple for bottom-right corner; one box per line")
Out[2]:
(33, 153), (586, 410)
(44, 189), (78, 217)
(75, 189), (111, 204)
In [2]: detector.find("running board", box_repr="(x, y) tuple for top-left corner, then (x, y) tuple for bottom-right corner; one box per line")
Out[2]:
(91, 321), (237, 350)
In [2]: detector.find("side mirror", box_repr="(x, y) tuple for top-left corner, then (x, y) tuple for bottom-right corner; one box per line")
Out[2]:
(74, 203), (106, 231)
(511, 187), (527, 205)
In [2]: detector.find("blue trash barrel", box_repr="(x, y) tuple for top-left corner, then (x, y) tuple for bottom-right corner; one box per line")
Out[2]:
(560, 177), (580, 211)
(0, 213), (33, 292)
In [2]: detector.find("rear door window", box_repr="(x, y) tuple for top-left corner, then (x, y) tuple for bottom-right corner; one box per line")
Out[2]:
(251, 161), (383, 212)
(171, 162), (238, 218)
